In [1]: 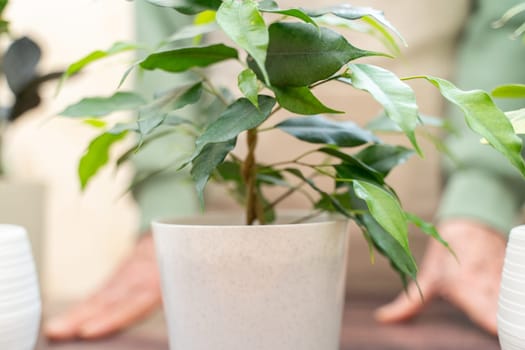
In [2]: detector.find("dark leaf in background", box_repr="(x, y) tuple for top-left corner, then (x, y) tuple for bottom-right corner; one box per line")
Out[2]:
(2, 37), (63, 121)
(277, 115), (378, 146)
(4, 37), (41, 94)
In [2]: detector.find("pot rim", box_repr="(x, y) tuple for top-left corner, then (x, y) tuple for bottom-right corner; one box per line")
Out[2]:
(152, 211), (347, 229)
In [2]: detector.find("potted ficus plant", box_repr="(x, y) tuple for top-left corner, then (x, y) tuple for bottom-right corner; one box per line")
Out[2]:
(59, 0), (525, 349)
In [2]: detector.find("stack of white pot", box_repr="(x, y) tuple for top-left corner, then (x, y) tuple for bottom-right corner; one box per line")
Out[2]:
(0, 225), (41, 350)
(498, 225), (525, 350)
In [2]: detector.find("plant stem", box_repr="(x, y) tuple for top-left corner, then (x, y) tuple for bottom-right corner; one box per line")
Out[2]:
(194, 69), (230, 106)
(242, 128), (265, 225)
(265, 171), (319, 210)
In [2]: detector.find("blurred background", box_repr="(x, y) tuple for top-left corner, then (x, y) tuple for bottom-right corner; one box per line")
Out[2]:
(2, 0), (139, 302)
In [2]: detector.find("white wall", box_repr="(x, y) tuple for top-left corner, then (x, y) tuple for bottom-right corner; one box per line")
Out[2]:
(4, 0), (139, 302)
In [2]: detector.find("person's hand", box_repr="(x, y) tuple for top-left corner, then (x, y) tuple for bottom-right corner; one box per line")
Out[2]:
(45, 234), (162, 340)
(374, 219), (506, 335)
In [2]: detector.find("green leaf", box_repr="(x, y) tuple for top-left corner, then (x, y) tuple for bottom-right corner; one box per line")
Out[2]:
(492, 2), (525, 31)
(358, 213), (417, 280)
(313, 15), (400, 56)
(260, 22), (383, 87)
(83, 119), (107, 129)
(258, 3), (317, 26)
(355, 144), (414, 176)
(137, 110), (166, 136)
(78, 131), (127, 190)
(318, 147), (385, 185)
(492, 84), (525, 99)
(0, 19), (8, 34)
(137, 82), (203, 136)
(63, 42), (138, 81)
(60, 92), (146, 118)
(194, 95), (275, 156)
(194, 10), (216, 24)
(284, 168), (352, 218)
(506, 108), (525, 135)
(215, 161), (246, 205)
(191, 139), (237, 204)
(256, 171), (287, 187)
(314, 192), (354, 216)
(405, 212), (456, 259)
(273, 86), (342, 115)
(257, 188), (276, 223)
(167, 23), (219, 43)
(353, 180), (409, 252)
(170, 82), (203, 110)
(0, 0), (8, 15)
(276, 115), (378, 147)
(414, 76), (525, 177)
(216, 0), (269, 84)
(238, 69), (259, 108)
(147, 0), (221, 14)
(305, 4), (406, 46)
(216, 161), (242, 182)
(341, 64), (421, 154)
(140, 44), (238, 73)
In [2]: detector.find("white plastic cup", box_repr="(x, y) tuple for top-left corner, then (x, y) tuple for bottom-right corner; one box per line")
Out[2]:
(0, 225), (41, 350)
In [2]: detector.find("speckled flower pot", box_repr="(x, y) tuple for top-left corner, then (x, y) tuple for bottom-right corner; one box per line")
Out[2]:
(152, 213), (349, 350)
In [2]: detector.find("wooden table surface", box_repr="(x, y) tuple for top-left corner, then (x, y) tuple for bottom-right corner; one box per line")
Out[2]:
(38, 296), (500, 350)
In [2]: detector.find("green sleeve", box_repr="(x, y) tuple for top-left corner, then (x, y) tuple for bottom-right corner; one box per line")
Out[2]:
(437, 0), (525, 235)
(132, 1), (199, 233)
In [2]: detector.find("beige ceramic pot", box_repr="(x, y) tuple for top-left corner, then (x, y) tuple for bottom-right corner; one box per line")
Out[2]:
(152, 213), (349, 350)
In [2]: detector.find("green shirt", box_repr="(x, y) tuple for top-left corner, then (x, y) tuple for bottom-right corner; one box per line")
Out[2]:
(437, 0), (525, 235)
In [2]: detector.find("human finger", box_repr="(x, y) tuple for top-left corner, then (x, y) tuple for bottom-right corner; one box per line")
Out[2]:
(374, 277), (437, 324)
(78, 288), (161, 339)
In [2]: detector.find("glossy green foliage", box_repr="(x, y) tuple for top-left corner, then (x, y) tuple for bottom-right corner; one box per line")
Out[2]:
(415, 76), (525, 177)
(258, 1), (317, 26)
(147, 0), (221, 14)
(260, 22), (382, 87)
(60, 0), (525, 287)
(140, 44), (238, 72)
(193, 95), (275, 156)
(238, 69), (260, 108)
(272, 86), (341, 114)
(355, 144), (414, 177)
(60, 92), (146, 117)
(191, 139), (236, 203)
(78, 131), (127, 190)
(276, 115), (378, 147)
(353, 180), (409, 252)
(492, 84), (525, 98)
(62, 42), (137, 83)
(341, 64), (421, 154)
(217, 0), (269, 83)
(304, 4), (406, 46)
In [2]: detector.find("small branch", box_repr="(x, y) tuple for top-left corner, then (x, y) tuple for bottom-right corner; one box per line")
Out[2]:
(309, 74), (343, 89)
(193, 70), (230, 106)
(265, 172), (320, 210)
(268, 148), (319, 167)
(242, 128), (265, 225)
